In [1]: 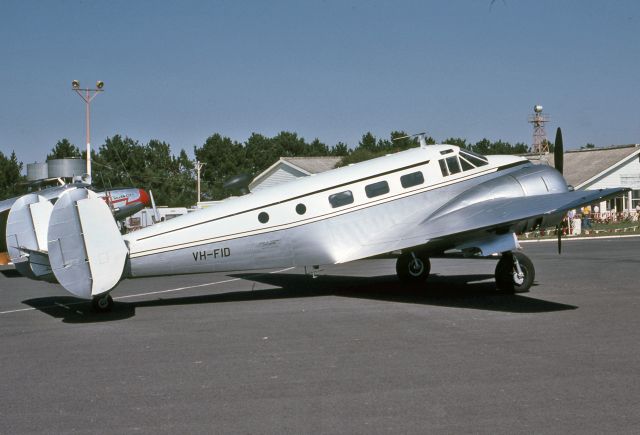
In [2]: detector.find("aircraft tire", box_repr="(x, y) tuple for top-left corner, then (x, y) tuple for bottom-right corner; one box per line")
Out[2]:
(92, 294), (114, 313)
(495, 252), (535, 293)
(396, 252), (430, 283)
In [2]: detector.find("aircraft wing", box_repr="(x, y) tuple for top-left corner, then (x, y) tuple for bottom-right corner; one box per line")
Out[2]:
(420, 187), (628, 240)
(336, 187), (628, 263)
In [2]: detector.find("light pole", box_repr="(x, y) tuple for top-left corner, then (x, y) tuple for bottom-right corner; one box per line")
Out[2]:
(72, 80), (104, 184)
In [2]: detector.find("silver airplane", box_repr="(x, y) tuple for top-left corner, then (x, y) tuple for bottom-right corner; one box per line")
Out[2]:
(8, 139), (627, 311)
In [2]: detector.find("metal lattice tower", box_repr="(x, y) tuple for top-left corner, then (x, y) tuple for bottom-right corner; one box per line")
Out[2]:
(528, 105), (549, 154)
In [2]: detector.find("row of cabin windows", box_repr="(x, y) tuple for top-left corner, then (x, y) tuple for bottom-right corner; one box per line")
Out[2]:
(257, 165), (438, 222)
(258, 202), (307, 224)
(438, 149), (489, 177)
(328, 170), (425, 209)
(257, 150), (490, 221)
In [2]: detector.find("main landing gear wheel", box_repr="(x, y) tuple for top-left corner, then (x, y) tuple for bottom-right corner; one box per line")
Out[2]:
(396, 252), (431, 283)
(92, 294), (114, 313)
(495, 251), (535, 294)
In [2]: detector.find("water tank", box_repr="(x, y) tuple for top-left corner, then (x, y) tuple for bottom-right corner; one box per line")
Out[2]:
(26, 162), (48, 181)
(47, 158), (86, 178)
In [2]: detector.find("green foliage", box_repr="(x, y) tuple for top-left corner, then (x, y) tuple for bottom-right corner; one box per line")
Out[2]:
(89, 136), (196, 207)
(338, 132), (434, 166)
(47, 139), (81, 160)
(583, 143), (596, 149)
(331, 142), (349, 156)
(0, 151), (26, 198)
(470, 138), (529, 155)
(195, 134), (246, 200)
(442, 137), (469, 149)
(2, 130), (549, 206)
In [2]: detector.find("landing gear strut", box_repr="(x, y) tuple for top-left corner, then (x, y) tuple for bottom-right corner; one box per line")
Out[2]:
(92, 294), (114, 312)
(495, 251), (535, 293)
(396, 251), (431, 283)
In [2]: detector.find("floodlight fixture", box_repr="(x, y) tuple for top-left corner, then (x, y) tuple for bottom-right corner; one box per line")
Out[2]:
(71, 79), (106, 184)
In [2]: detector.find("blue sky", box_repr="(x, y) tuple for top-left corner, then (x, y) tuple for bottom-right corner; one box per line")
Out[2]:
(1, 0), (639, 166)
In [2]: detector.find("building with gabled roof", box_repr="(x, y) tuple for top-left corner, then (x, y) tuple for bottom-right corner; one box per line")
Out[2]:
(249, 156), (342, 192)
(527, 144), (640, 211)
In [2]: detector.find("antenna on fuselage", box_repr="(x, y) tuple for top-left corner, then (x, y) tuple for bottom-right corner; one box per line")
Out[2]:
(392, 132), (429, 149)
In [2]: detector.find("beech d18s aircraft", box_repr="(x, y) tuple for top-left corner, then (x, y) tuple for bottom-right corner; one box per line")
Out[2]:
(7, 137), (627, 312)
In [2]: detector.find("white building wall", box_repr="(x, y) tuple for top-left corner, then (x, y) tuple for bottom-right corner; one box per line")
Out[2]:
(583, 152), (640, 190)
(583, 152), (640, 211)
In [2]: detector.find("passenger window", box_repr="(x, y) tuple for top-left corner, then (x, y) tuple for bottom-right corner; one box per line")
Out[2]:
(328, 190), (354, 208)
(400, 171), (424, 188)
(365, 180), (390, 198)
(439, 160), (449, 176)
(446, 156), (461, 174)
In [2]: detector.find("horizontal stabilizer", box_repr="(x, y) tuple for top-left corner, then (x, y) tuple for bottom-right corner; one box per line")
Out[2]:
(48, 189), (128, 299)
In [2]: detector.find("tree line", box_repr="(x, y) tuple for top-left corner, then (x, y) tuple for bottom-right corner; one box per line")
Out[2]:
(1, 132), (532, 206)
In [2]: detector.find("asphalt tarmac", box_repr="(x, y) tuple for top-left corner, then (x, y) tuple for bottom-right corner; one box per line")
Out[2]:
(1, 236), (639, 434)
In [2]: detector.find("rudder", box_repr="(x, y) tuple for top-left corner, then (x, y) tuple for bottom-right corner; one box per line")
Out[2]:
(48, 189), (128, 299)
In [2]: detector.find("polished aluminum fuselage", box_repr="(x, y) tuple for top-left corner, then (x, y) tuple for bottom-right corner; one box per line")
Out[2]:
(123, 146), (567, 278)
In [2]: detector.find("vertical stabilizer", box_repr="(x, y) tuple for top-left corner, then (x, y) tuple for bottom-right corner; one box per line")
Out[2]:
(5, 194), (54, 279)
(48, 189), (128, 299)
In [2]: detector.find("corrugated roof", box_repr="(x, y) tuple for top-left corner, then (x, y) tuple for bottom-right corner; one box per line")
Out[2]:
(281, 157), (342, 174)
(526, 145), (640, 187)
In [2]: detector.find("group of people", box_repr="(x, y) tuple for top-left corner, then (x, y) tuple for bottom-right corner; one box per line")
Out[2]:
(565, 203), (640, 233)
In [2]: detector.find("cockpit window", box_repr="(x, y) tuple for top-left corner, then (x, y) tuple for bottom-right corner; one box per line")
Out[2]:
(445, 156), (461, 174)
(438, 160), (449, 176)
(459, 156), (475, 171)
(459, 149), (488, 166)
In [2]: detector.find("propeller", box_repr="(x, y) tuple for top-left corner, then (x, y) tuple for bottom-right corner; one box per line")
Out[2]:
(554, 127), (564, 175)
(223, 173), (252, 196)
(554, 127), (564, 254)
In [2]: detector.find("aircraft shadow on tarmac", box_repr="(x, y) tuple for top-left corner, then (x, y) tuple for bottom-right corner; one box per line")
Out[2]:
(1, 269), (24, 278)
(21, 272), (576, 323)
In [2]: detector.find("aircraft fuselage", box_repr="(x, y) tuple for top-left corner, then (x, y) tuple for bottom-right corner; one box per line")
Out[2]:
(123, 145), (567, 278)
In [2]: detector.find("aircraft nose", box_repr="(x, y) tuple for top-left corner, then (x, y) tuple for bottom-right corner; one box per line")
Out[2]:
(139, 189), (151, 206)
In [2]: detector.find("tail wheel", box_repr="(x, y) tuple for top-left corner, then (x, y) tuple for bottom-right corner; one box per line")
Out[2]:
(396, 252), (431, 283)
(92, 294), (114, 313)
(495, 251), (535, 293)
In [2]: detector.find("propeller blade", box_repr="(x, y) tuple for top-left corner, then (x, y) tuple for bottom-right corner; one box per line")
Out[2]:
(557, 224), (562, 254)
(554, 127), (564, 175)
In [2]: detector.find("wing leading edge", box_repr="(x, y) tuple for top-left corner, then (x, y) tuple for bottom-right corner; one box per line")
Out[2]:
(336, 187), (628, 263)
